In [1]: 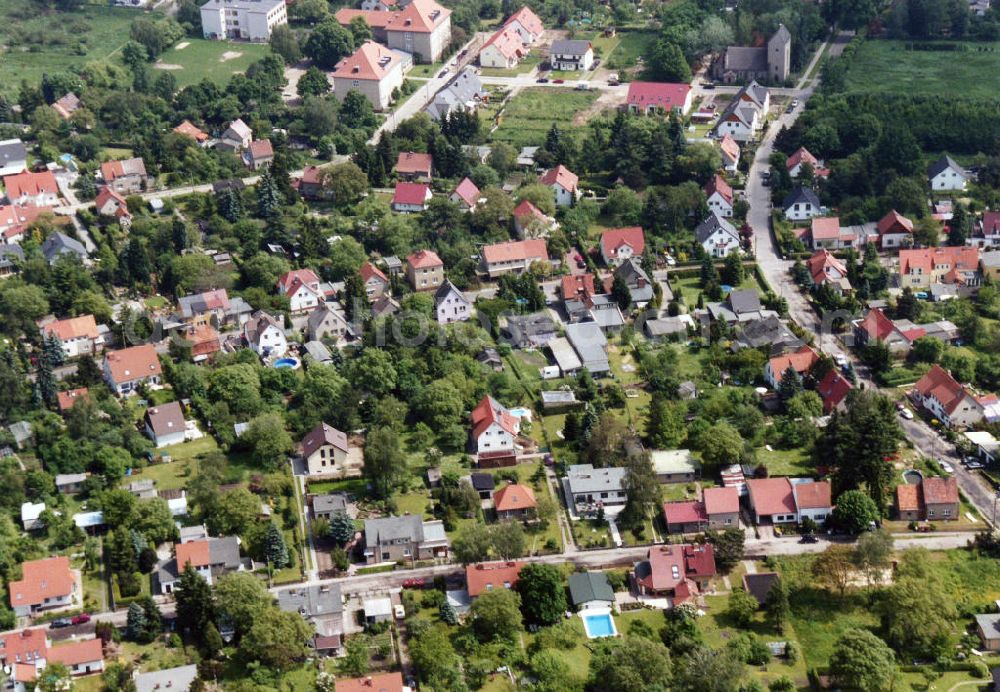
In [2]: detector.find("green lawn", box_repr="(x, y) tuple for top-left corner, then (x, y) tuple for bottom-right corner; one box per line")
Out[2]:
(408, 61), (446, 78)
(755, 446), (814, 477)
(153, 38), (274, 88)
(0, 4), (139, 97)
(842, 40), (1000, 100)
(670, 275), (760, 308)
(604, 30), (657, 70)
(491, 87), (599, 148)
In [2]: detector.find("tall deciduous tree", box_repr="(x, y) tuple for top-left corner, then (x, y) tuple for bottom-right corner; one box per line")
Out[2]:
(363, 427), (406, 499)
(471, 587), (523, 642)
(828, 630), (897, 692)
(174, 564), (214, 643)
(516, 564), (566, 626)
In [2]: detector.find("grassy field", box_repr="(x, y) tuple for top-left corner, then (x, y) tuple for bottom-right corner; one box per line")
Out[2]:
(0, 3), (139, 96)
(491, 87), (599, 148)
(755, 446), (815, 477)
(842, 40), (1000, 100)
(604, 30), (657, 70)
(153, 38), (273, 88)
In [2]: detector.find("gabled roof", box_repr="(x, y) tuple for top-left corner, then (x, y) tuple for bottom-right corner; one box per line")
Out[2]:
(43, 314), (99, 341)
(494, 483), (536, 512)
(858, 308), (899, 342)
(452, 177), (481, 207)
(178, 288), (230, 318)
(302, 422), (349, 458)
(806, 249), (849, 286)
(95, 186), (130, 217)
(810, 216), (841, 240)
(482, 239), (548, 264)
(694, 213), (739, 245)
(277, 268), (321, 294)
(334, 8), (394, 28)
(57, 387), (89, 413)
(503, 6), (544, 35)
(922, 475), (958, 505)
(483, 26), (526, 60)
(392, 182), (431, 206)
(360, 261), (388, 284)
(550, 39), (592, 55)
(568, 571), (614, 605)
(635, 545), (685, 591)
(782, 186), (821, 211)
(915, 364), (976, 416)
(0, 629), (48, 665)
(928, 155), (966, 179)
(104, 344), (162, 384)
(389, 0), (451, 33)
(244, 310), (284, 345)
(48, 638), (103, 666)
(248, 139), (274, 160)
(9, 556), (74, 607)
(4, 170), (58, 200)
(176, 539), (211, 568)
(470, 395), (518, 438)
(561, 273), (595, 302)
(600, 226), (645, 258)
(466, 561), (526, 597)
(626, 81), (691, 110)
(146, 401), (185, 439)
(704, 174), (733, 205)
(332, 41), (402, 81)
(100, 157), (146, 182)
(407, 248), (442, 269)
(743, 572), (780, 605)
(52, 92), (81, 118)
(719, 134), (740, 162)
(434, 279), (469, 305)
(396, 151), (433, 175)
(767, 345), (820, 381)
(663, 500), (707, 525)
(747, 477), (796, 516)
(683, 544), (716, 578)
(896, 483), (923, 512)
(792, 481), (831, 509)
(539, 164), (578, 192)
(786, 147), (818, 171)
(173, 120), (209, 142)
(703, 486), (740, 515)
(878, 209), (914, 235)
(817, 369), (853, 412)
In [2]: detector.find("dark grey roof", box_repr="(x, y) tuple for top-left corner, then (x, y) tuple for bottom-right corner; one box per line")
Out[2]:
(723, 46), (767, 73)
(727, 289), (761, 315)
(41, 232), (87, 263)
(568, 571), (614, 605)
(769, 24), (791, 48)
(303, 340), (333, 363)
(470, 472), (496, 491)
(743, 572), (780, 605)
(313, 493), (348, 514)
(364, 514), (424, 549)
(213, 179), (245, 194)
(0, 139), (26, 167)
(550, 39), (592, 56)
(565, 464), (627, 495)
(505, 311), (557, 348)
(695, 213), (739, 245)
(434, 279), (469, 305)
(276, 584), (343, 619)
(565, 321), (610, 373)
(928, 155), (965, 179)
(208, 536), (242, 569)
(476, 347), (502, 364)
(614, 257), (650, 288)
(0, 243), (24, 269)
(782, 186), (821, 211)
(427, 67), (487, 121)
(734, 315), (803, 354)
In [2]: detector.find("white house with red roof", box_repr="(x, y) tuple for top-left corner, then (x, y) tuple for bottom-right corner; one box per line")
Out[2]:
(786, 147), (828, 179)
(625, 81), (693, 115)
(0, 629), (48, 683)
(331, 41), (404, 111)
(470, 395), (519, 455)
(4, 171), (59, 206)
(480, 26), (527, 69)
(480, 239), (548, 278)
(502, 6), (544, 43)
(359, 261), (389, 299)
(103, 344), (162, 395)
(600, 226), (645, 266)
(450, 177), (481, 210)
(396, 151), (433, 181)
(9, 557), (77, 617)
(763, 344), (820, 389)
(465, 561), (525, 598)
(719, 134), (741, 173)
(277, 268), (325, 314)
(41, 315), (104, 359)
(47, 638), (104, 677)
(0, 204), (52, 244)
(513, 199), (557, 238)
(970, 210), (1000, 249)
(852, 307), (920, 355)
(95, 187), (132, 228)
(244, 140), (274, 170)
(805, 249), (851, 294)
(99, 157), (147, 194)
(337, 0), (451, 63)
(746, 477), (832, 524)
(632, 544), (716, 601)
(809, 216), (862, 250)
(704, 174), (734, 218)
(877, 209), (914, 249)
(539, 165), (579, 207)
(817, 369), (853, 413)
(913, 364), (986, 428)
(392, 182), (432, 213)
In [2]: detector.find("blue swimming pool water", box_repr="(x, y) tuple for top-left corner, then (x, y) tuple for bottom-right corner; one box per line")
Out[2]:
(509, 407), (531, 418)
(583, 613), (615, 638)
(273, 358), (299, 369)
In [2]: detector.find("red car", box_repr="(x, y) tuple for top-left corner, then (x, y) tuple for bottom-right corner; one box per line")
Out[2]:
(71, 613), (91, 625)
(552, 79), (565, 84)
(402, 578), (426, 589)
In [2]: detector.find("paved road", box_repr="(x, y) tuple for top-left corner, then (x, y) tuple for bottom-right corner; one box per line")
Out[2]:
(747, 31), (998, 524)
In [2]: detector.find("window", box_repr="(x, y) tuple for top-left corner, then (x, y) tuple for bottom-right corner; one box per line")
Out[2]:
(403, 548), (411, 556)
(382, 551), (390, 560)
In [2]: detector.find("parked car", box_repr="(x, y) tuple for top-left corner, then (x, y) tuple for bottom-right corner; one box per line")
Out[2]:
(791, 99), (799, 107)
(552, 79), (564, 84)
(71, 613), (91, 625)
(799, 534), (818, 544)
(438, 69), (449, 78)
(575, 82), (589, 90)
(394, 604), (406, 619)
(966, 460), (984, 470)
(50, 618), (72, 629)
(537, 78), (549, 83)
(702, 81), (716, 89)
(940, 461), (954, 474)
(402, 578), (426, 589)
(834, 354), (848, 368)
(664, 253), (677, 266)
(785, 104), (795, 114)
(900, 408), (914, 420)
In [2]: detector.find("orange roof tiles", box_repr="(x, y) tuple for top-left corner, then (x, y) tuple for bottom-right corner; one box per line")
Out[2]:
(481, 239), (548, 264)
(767, 345), (820, 382)
(503, 6), (544, 35)
(173, 120), (208, 142)
(539, 164), (578, 192)
(396, 151), (433, 175)
(704, 174), (733, 205)
(494, 483), (536, 512)
(810, 216), (841, 240)
(0, 629), (48, 665)
(407, 248), (443, 269)
(786, 147), (819, 171)
(483, 26), (526, 60)
(175, 539), (211, 569)
(104, 344), (161, 385)
(922, 476), (958, 505)
(9, 556), (74, 608)
(793, 481), (831, 509)
(703, 486), (740, 515)
(4, 171), (58, 200)
(747, 478), (796, 516)
(452, 177), (480, 207)
(896, 483), (922, 512)
(465, 561), (525, 597)
(48, 638), (103, 666)
(877, 209), (913, 235)
(331, 41), (402, 81)
(360, 261), (388, 284)
(43, 315), (99, 342)
(600, 226), (645, 259)
(471, 395), (519, 438)
(915, 364), (971, 416)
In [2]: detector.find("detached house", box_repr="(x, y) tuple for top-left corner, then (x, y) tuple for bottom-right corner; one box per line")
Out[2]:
(0, 139), (27, 177)
(719, 134), (741, 173)
(302, 422), (351, 476)
(471, 395), (519, 457)
(243, 310), (288, 357)
(219, 119), (253, 152)
(786, 147), (827, 179)
(95, 187), (132, 228)
(41, 315), (104, 359)
(392, 182), (432, 212)
(704, 174), (734, 217)
(712, 82), (768, 142)
(277, 268), (325, 314)
(466, 561), (525, 598)
(817, 369), (853, 413)
(450, 177), (481, 210)
(898, 246), (980, 289)
(895, 475), (959, 521)
(363, 515), (449, 564)
(502, 6), (544, 43)
(746, 477), (832, 524)
(513, 199), (557, 238)
(332, 41), (405, 112)
(480, 26), (527, 69)
(103, 344), (162, 395)
(625, 81), (692, 115)
(306, 304), (356, 344)
(157, 536), (244, 593)
(600, 226), (645, 266)
(806, 249), (851, 294)
(493, 482), (536, 520)
(359, 261), (389, 299)
(480, 239), (548, 278)
(782, 186), (821, 222)
(809, 217), (860, 250)
(435, 279), (471, 324)
(99, 157), (147, 194)
(396, 152), (433, 181)
(406, 249), (444, 290)
(9, 557), (76, 617)
(695, 213), (740, 258)
(4, 171), (59, 206)
(928, 155), (968, 191)
(145, 401), (187, 448)
(764, 344), (820, 389)
(549, 39), (593, 70)
(877, 209), (914, 249)
(539, 165), (579, 207)
(173, 120), (210, 145)
(564, 464), (627, 513)
(244, 140), (274, 170)
(632, 544), (716, 601)
(853, 307), (920, 355)
(912, 364), (986, 428)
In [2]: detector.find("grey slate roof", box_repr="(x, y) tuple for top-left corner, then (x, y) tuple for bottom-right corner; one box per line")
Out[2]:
(727, 289), (762, 314)
(550, 39), (592, 56)
(976, 613), (1000, 638)
(364, 514), (424, 549)
(929, 155), (965, 179)
(134, 665), (199, 692)
(568, 571), (615, 605)
(434, 279), (470, 307)
(208, 536), (242, 569)
(565, 464), (627, 495)
(0, 139), (27, 167)
(42, 232), (87, 264)
(303, 340), (333, 363)
(313, 493), (349, 514)
(427, 67), (487, 121)
(470, 472), (496, 491)
(277, 584), (343, 619)
(695, 212), (739, 245)
(0, 244), (24, 270)
(565, 321), (610, 373)
(723, 46), (768, 73)
(782, 186), (821, 211)
(734, 315), (804, 354)
(504, 311), (557, 348)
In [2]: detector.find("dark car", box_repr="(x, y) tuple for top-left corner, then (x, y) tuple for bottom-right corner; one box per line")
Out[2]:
(576, 259), (586, 269)
(71, 613), (91, 625)
(537, 78), (549, 83)
(702, 81), (716, 89)
(49, 618), (72, 629)
(799, 534), (818, 544)
(438, 69), (449, 78)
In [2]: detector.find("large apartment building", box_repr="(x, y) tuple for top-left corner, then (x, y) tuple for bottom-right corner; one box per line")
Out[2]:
(200, 0), (288, 41)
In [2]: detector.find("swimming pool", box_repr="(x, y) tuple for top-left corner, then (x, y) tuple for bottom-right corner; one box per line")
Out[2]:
(582, 611), (617, 639)
(273, 357), (301, 370)
(509, 407), (533, 422)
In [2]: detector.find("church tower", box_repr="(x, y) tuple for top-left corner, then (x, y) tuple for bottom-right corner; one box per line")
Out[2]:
(768, 25), (791, 82)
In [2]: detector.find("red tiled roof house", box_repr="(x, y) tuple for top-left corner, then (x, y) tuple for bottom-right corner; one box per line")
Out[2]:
(912, 364), (985, 428)
(41, 315), (104, 359)
(626, 81), (693, 115)
(600, 226), (645, 266)
(9, 556), (76, 617)
(480, 239), (548, 278)
(539, 165), (579, 207)
(396, 151), (433, 181)
(493, 483), (536, 520)
(406, 248), (444, 291)
(470, 395), (519, 456)
(103, 344), (162, 395)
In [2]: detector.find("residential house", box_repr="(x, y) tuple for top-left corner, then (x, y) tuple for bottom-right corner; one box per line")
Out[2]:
(895, 475), (959, 521)
(611, 257), (654, 307)
(480, 239), (548, 278)
(970, 211), (1000, 249)
(0, 204), (52, 245)
(277, 268), (325, 314)
(695, 213), (741, 258)
(480, 26), (527, 69)
(94, 187), (132, 228)
(650, 449), (701, 483)
(406, 249), (444, 290)
(745, 477), (832, 524)
(806, 249), (851, 294)
(277, 584), (344, 651)
(9, 557), (76, 617)
(705, 289), (774, 325)
(52, 92), (82, 119)
(782, 186), (821, 222)
(334, 672), (407, 692)
(47, 638), (104, 677)
(632, 544), (717, 601)
(21, 501), (44, 530)
(0, 139), (27, 176)
(450, 177), (481, 210)
(809, 217), (859, 250)
(513, 199), (557, 238)
(898, 246), (980, 289)
(219, 119), (253, 151)
(392, 181), (432, 212)
(426, 67), (488, 121)
(334, 0), (452, 63)
(41, 232), (87, 265)
(912, 364), (986, 428)
(817, 369), (853, 413)
(0, 242), (23, 276)
(733, 314), (804, 355)
(982, 251), (1000, 280)
(312, 493), (350, 521)
(600, 226), (644, 266)
(470, 395), (519, 456)
(200, 0), (287, 41)
(711, 81), (769, 142)
(704, 175), (734, 218)
(363, 514), (449, 564)
(786, 147), (827, 179)
(244, 140), (274, 170)
(976, 614), (1000, 651)
(928, 155), (968, 191)
(306, 304), (356, 344)
(157, 536), (245, 593)
(703, 486), (740, 529)
(873, 209), (914, 250)
(435, 279), (471, 324)
(465, 562), (526, 598)
(549, 39), (593, 70)
(852, 307), (921, 355)
(663, 500), (708, 534)
(493, 482), (536, 520)
(564, 463), (627, 513)
(625, 81), (693, 115)
(103, 344), (162, 395)
(396, 152), (433, 181)
(719, 134), (741, 172)
(502, 6), (544, 43)
(503, 311), (556, 348)
(539, 165), (579, 206)
(568, 572), (614, 610)
(55, 473), (87, 494)
(764, 344), (820, 389)
(588, 294), (626, 333)
(242, 310), (288, 357)
(302, 423), (350, 476)
(178, 288), (251, 328)
(298, 166), (327, 201)
(173, 120), (209, 145)
(184, 324), (222, 361)
(4, 171), (59, 206)
(359, 261), (389, 299)
(564, 321), (611, 373)
(330, 40), (404, 112)
(561, 273), (597, 321)
(145, 401), (187, 448)
(470, 473), (496, 500)
(99, 158), (147, 194)
(41, 315), (104, 359)
(134, 665), (199, 692)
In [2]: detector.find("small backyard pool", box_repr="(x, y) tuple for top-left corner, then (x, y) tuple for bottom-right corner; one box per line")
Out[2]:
(581, 610), (617, 639)
(273, 357), (301, 370)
